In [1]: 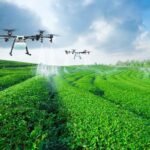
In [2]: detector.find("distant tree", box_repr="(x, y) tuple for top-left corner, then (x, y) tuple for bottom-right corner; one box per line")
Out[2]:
(116, 60), (150, 67)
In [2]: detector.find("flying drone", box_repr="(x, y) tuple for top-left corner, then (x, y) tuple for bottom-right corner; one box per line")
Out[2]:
(0, 29), (59, 56)
(65, 49), (90, 59)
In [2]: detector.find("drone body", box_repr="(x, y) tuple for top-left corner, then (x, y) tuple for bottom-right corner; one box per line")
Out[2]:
(0, 29), (58, 56)
(65, 49), (90, 59)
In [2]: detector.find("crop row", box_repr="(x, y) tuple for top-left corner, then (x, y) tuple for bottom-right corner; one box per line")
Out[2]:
(0, 60), (35, 68)
(0, 77), (54, 149)
(63, 67), (150, 119)
(95, 76), (150, 119)
(0, 72), (35, 91)
(53, 75), (150, 149)
(0, 64), (36, 91)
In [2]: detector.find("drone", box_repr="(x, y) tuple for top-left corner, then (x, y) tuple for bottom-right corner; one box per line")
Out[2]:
(0, 29), (58, 56)
(65, 49), (90, 59)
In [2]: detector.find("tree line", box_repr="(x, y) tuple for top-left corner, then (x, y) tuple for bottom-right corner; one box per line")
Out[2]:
(116, 60), (150, 67)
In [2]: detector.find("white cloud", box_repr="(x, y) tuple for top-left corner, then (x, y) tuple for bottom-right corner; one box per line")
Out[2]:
(5, 0), (62, 33)
(89, 20), (115, 44)
(134, 30), (150, 53)
(1, 0), (149, 65)
(72, 19), (116, 51)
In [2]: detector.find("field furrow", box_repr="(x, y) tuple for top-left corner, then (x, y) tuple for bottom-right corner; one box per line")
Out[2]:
(0, 61), (149, 149)
(53, 75), (150, 149)
(0, 76), (57, 148)
(63, 68), (150, 119)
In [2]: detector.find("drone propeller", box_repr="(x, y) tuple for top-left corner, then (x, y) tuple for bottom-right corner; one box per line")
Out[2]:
(38, 30), (45, 35)
(36, 30), (45, 43)
(45, 34), (59, 43)
(3, 29), (15, 36)
(3, 29), (15, 32)
(71, 49), (76, 54)
(47, 34), (59, 37)
(65, 50), (71, 54)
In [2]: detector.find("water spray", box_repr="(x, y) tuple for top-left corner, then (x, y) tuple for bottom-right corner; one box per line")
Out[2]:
(36, 42), (59, 77)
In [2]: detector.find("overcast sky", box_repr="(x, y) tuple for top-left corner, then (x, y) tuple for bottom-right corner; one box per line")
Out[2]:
(0, 0), (150, 65)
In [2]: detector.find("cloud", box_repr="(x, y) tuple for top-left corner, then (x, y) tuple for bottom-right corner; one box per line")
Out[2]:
(4, 0), (63, 33)
(49, 0), (144, 53)
(4, 0), (143, 48)
(134, 29), (150, 54)
(0, 1), (44, 48)
(0, 1), (43, 35)
(73, 17), (142, 53)
(0, 0), (150, 65)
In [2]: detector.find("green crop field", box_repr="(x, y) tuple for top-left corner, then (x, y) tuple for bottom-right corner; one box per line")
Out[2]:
(0, 60), (149, 149)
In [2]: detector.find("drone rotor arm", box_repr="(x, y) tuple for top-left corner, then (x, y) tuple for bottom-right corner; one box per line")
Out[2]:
(53, 34), (59, 36)
(9, 35), (17, 38)
(0, 35), (16, 42)
(0, 35), (7, 38)
(42, 35), (50, 39)
(24, 35), (36, 40)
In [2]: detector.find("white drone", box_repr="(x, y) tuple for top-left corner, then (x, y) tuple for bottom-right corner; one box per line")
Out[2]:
(0, 29), (59, 56)
(65, 49), (90, 59)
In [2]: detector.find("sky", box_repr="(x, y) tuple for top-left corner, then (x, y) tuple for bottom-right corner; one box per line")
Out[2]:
(0, 0), (150, 65)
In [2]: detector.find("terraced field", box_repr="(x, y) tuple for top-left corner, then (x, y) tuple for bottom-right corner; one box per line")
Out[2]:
(0, 60), (149, 149)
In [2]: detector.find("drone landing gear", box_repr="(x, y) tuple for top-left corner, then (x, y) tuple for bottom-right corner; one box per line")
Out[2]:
(74, 54), (82, 59)
(9, 40), (31, 56)
(26, 52), (31, 56)
(25, 46), (31, 56)
(9, 52), (12, 56)
(9, 38), (16, 56)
